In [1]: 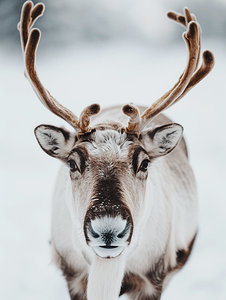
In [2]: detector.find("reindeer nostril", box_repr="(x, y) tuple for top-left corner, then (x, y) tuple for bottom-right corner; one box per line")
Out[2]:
(101, 231), (114, 245)
(117, 221), (130, 239)
(88, 222), (100, 238)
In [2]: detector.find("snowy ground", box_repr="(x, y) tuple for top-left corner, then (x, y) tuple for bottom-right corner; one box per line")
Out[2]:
(0, 37), (226, 300)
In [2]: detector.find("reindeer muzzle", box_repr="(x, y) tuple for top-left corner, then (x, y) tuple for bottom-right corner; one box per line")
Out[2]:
(84, 203), (133, 259)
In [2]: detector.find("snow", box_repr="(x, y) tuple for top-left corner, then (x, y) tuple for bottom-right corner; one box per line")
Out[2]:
(1, 36), (226, 299)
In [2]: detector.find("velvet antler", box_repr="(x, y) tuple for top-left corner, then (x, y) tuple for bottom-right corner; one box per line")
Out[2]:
(18, 1), (100, 135)
(123, 7), (214, 134)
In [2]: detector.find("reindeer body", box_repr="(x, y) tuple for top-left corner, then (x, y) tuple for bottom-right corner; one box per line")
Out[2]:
(18, 2), (214, 299)
(50, 106), (198, 300)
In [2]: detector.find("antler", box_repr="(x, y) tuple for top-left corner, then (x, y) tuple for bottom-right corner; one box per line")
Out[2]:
(122, 103), (141, 137)
(18, 1), (100, 135)
(124, 7), (214, 134)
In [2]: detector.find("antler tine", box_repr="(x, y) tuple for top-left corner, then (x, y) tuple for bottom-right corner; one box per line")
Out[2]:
(19, 1), (101, 135)
(170, 50), (214, 106)
(167, 8), (196, 28)
(168, 8), (201, 71)
(137, 7), (214, 132)
(123, 104), (141, 137)
(78, 104), (101, 136)
(17, 1), (44, 52)
(166, 8), (214, 107)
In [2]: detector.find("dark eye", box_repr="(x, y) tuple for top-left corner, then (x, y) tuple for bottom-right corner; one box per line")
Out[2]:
(139, 159), (150, 172)
(68, 159), (78, 172)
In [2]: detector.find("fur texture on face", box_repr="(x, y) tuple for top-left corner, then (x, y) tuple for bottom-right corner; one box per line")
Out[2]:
(35, 112), (197, 300)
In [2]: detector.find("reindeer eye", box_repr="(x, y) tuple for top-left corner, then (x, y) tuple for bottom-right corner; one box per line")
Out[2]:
(139, 159), (150, 172)
(68, 160), (78, 172)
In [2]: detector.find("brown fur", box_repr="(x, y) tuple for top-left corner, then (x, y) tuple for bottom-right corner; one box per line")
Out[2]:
(118, 233), (197, 300)
(83, 156), (134, 245)
(171, 233), (197, 272)
(58, 253), (88, 300)
(120, 272), (146, 297)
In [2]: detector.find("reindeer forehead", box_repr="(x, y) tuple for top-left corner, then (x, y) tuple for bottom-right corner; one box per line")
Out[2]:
(68, 129), (146, 177)
(80, 129), (134, 158)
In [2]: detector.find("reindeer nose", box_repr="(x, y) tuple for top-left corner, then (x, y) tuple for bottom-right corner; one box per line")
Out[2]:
(89, 220), (130, 244)
(88, 218), (130, 243)
(87, 216), (131, 258)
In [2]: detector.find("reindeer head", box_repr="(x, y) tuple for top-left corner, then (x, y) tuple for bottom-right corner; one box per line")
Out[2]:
(18, 1), (214, 259)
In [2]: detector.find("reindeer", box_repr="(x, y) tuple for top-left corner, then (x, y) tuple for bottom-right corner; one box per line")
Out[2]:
(18, 2), (214, 300)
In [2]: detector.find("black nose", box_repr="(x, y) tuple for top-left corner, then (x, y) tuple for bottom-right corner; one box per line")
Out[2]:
(101, 230), (115, 246)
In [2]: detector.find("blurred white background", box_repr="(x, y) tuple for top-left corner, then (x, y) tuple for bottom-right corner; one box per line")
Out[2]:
(0, 0), (226, 299)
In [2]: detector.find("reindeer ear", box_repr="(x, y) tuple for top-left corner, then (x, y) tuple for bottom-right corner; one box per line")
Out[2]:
(140, 123), (183, 158)
(34, 125), (76, 161)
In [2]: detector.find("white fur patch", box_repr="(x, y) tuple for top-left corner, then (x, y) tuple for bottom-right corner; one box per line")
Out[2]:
(87, 255), (126, 300)
(90, 130), (133, 156)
